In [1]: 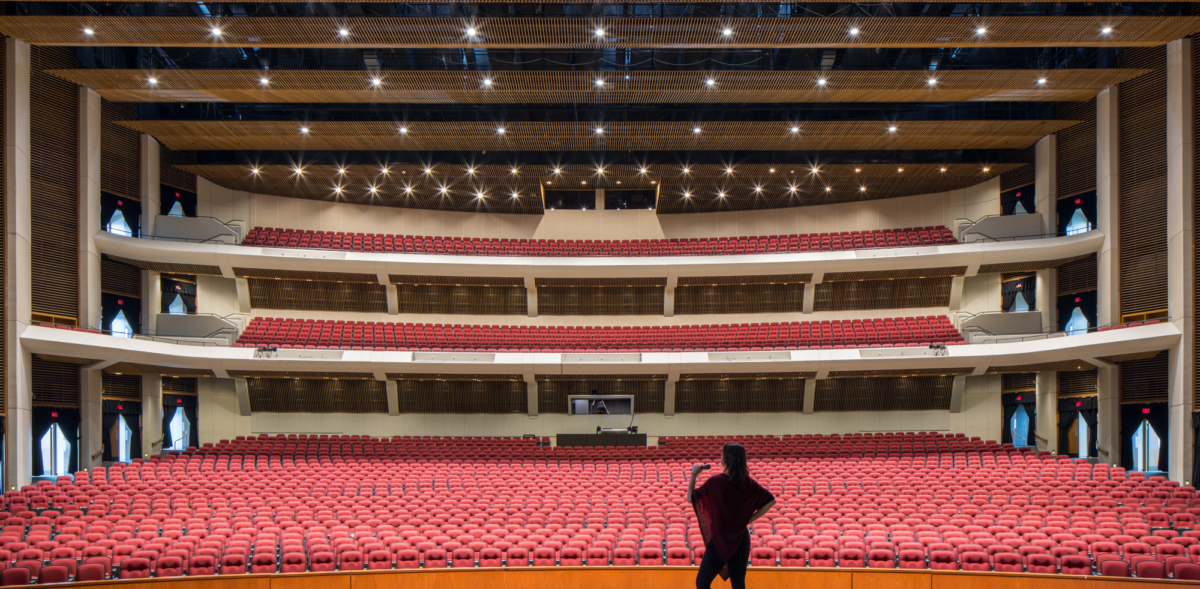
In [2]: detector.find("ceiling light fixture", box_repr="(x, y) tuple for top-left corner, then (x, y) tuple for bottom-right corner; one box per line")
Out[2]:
(927, 79), (937, 85)
(594, 28), (606, 37)
(595, 79), (605, 87)
(84, 28), (95, 35)
(825, 186), (832, 192)
(791, 127), (800, 134)
(398, 127), (408, 134)
(148, 77), (158, 85)
(1102, 27), (1113, 34)
(371, 78), (381, 87)
(976, 27), (986, 35)
(496, 127), (505, 135)
(260, 78), (269, 85)
(817, 78), (827, 86)
(595, 127), (604, 135)
(483, 78), (493, 87)
(211, 28), (222, 36)
(300, 127), (309, 134)
(849, 28), (860, 35)
(722, 28), (733, 37)
(337, 168), (346, 175)
(250, 167), (259, 174)
(1037, 78), (1047, 84)
(466, 27), (478, 36)
(888, 126), (897, 132)
(339, 28), (350, 37)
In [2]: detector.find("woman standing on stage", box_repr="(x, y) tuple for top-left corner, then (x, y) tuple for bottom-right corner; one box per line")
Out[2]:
(688, 443), (777, 589)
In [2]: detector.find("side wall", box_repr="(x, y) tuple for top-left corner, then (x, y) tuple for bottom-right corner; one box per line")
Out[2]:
(198, 374), (1003, 443)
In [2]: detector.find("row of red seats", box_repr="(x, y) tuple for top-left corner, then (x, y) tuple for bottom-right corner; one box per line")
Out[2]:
(242, 226), (957, 257)
(233, 316), (965, 352)
(0, 434), (1195, 583)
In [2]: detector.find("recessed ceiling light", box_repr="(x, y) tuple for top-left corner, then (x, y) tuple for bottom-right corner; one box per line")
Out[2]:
(293, 167), (303, 175)
(888, 126), (897, 133)
(817, 79), (827, 86)
(369, 185), (377, 194)
(639, 168), (648, 174)
(722, 28), (733, 37)
(371, 78), (381, 87)
(260, 78), (269, 85)
(1037, 78), (1047, 84)
(927, 79), (937, 85)
(596, 167), (605, 174)
(753, 186), (762, 193)
(511, 191), (520, 199)
(849, 28), (860, 35)
(769, 168), (776, 173)
(811, 167), (819, 173)
(725, 167), (734, 174)
(339, 28), (350, 37)
(148, 77), (157, 85)
(250, 167), (259, 174)
(825, 186), (832, 192)
(940, 167), (947, 172)
(860, 186), (867, 192)
(976, 27), (986, 35)
(581, 180), (587, 185)
(404, 185), (413, 193)
(788, 185), (798, 193)
(594, 28), (605, 37)
(682, 167), (691, 174)
(897, 168), (904, 173)
(706, 79), (716, 87)
(1102, 27), (1113, 34)
(511, 168), (519, 174)
(553, 168), (562, 174)
(211, 28), (222, 36)
(496, 127), (505, 135)
(684, 191), (692, 198)
(423, 167), (432, 174)
(334, 186), (343, 194)
(398, 127), (408, 134)
(483, 78), (493, 87)
(595, 79), (605, 87)
(476, 191), (485, 199)
(717, 191), (725, 198)
(337, 168), (346, 175)
(693, 127), (702, 134)
(84, 28), (94, 35)
(380, 166), (389, 174)
(983, 167), (991, 172)
(439, 186), (449, 194)
(595, 127), (604, 135)
(300, 127), (309, 134)
(854, 168), (861, 173)
(791, 127), (800, 134)
(467, 167), (476, 174)
(466, 27), (478, 36)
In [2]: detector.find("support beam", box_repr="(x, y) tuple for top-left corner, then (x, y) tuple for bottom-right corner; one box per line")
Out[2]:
(78, 367), (102, 469)
(1167, 37), (1195, 482)
(140, 375), (162, 459)
(949, 376), (967, 414)
(802, 282), (815, 314)
(664, 276), (676, 317)
(385, 380), (398, 416)
(1096, 85), (1121, 467)
(525, 277), (538, 317)
(5, 38), (32, 489)
(1035, 133), (1058, 236)
(525, 373), (538, 417)
(234, 278), (251, 313)
(949, 276), (965, 311)
(664, 372), (678, 417)
(234, 378), (251, 416)
(1036, 371), (1058, 453)
(803, 380), (816, 414)
(386, 284), (398, 315)
(77, 87), (101, 330)
(139, 134), (159, 236)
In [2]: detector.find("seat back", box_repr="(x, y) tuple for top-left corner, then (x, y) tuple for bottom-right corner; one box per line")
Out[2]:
(0, 567), (29, 587)
(1175, 562), (1200, 580)
(189, 555), (216, 576)
(396, 550), (419, 569)
(251, 553), (278, 574)
(156, 556), (184, 578)
(929, 551), (957, 570)
(76, 563), (106, 582)
(750, 547), (776, 566)
(221, 553), (247, 574)
(38, 565), (69, 584)
(993, 553), (1022, 573)
(119, 557), (152, 579)
(1026, 553), (1056, 574)
(1061, 555), (1092, 575)
(560, 547), (583, 566)
(1100, 559), (1130, 577)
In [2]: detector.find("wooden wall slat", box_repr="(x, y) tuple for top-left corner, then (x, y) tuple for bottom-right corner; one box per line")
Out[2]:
(675, 283), (804, 314)
(1057, 253), (1098, 296)
(30, 46), (78, 320)
(675, 378), (805, 413)
(1056, 99), (1098, 198)
(1059, 369), (1099, 397)
(248, 279), (388, 313)
(247, 378), (387, 413)
(100, 256), (142, 299)
(396, 379), (527, 413)
(1000, 146), (1035, 192)
(1121, 351), (1169, 403)
(398, 284), (527, 315)
(32, 357), (79, 408)
(1118, 46), (1169, 318)
(1002, 373), (1037, 393)
(160, 146), (196, 192)
(101, 373), (141, 401)
(100, 100), (139, 200)
(537, 286), (664, 316)
(161, 377), (198, 394)
(813, 277), (952, 312)
(814, 376), (953, 412)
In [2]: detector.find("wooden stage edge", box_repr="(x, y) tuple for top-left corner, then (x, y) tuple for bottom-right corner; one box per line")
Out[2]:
(48, 567), (1195, 589)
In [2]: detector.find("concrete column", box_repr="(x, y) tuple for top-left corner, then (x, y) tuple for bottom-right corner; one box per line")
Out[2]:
(949, 376), (967, 413)
(1036, 371), (1058, 453)
(1098, 365), (1121, 466)
(234, 378), (251, 416)
(141, 270), (160, 335)
(385, 380), (398, 416)
(386, 284), (398, 315)
(803, 380), (816, 414)
(664, 276), (676, 317)
(1036, 268), (1057, 333)
(664, 373), (679, 417)
(78, 88), (102, 330)
(595, 189), (605, 210)
(140, 375), (162, 458)
(802, 282), (816, 314)
(78, 368), (103, 469)
(525, 277), (538, 318)
(139, 134), (159, 236)
(5, 38), (32, 489)
(949, 276), (965, 311)
(525, 374), (538, 417)
(1035, 134), (1058, 235)
(1096, 85), (1121, 467)
(234, 278), (252, 313)
(1167, 38), (1195, 482)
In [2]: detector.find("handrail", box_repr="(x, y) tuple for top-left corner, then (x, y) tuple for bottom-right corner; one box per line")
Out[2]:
(960, 315), (1170, 344)
(33, 321), (238, 347)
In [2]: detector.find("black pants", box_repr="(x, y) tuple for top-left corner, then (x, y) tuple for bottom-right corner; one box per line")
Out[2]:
(696, 530), (752, 589)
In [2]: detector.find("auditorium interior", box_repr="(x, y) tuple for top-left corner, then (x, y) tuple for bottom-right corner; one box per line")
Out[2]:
(0, 0), (1197, 586)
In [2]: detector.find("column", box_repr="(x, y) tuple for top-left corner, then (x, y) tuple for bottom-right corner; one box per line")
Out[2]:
(595, 189), (605, 210)
(77, 87), (101, 330)
(525, 374), (538, 417)
(5, 38), (32, 489)
(664, 276), (676, 317)
(1035, 134), (1058, 235)
(139, 134), (159, 236)
(664, 373), (678, 417)
(141, 270), (160, 335)
(385, 380), (398, 416)
(78, 368), (103, 468)
(1167, 38), (1195, 482)
(803, 380), (816, 414)
(234, 378), (252, 417)
(1036, 372), (1058, 453)
(140, 375), (162, 458)
(1096, 85), (1121, 466)
(525, 277), (538, 318)
(949, 376), (967, 413)
(1036, 268), (1057, 333)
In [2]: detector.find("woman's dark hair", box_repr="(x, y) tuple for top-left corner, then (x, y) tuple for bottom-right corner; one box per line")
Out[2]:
(722, 443), (749, 486)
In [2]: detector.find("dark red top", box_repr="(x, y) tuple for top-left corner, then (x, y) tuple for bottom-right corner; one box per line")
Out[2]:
(692, 472), (775, 561)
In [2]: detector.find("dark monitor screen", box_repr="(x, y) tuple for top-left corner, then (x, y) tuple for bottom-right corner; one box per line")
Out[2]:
(569, 396), (633, 415)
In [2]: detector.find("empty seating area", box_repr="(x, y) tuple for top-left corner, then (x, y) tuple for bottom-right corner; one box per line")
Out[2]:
(240, 227), (957, 257)
(233, 316), (965, 352)
(0, 433), (1197, 583)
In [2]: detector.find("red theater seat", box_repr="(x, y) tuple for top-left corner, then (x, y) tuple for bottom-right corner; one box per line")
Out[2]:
(76, 564), (106, 582)
(119, 558), (152, 579)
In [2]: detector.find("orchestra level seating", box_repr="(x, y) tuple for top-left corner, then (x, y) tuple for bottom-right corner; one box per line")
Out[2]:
(233, 317), (967, 352)
(240, 227), (957, 257)
(1, 433), (1198, 582)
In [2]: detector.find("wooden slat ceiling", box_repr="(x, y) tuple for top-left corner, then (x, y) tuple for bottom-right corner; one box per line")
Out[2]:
(987, 360), (1098, 374)
(104, 254), (221, 276)
(182, 163), (1021, 213)
(48, 69), (1149, 104)
(126, 120), (1077, 152)
(3, 16), (1197, 49)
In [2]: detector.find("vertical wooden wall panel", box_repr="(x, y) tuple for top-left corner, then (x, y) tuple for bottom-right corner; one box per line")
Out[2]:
(100, 100), (140, 200)
(1056, 99), (1098, 199)
(160, 146), (196, 192)
(100, 256), (141, 299)
(1118, 46), (1168, 318)
(29, 47), (79, 320)
(31, 357), (79, 408)
(1121, 351), (1169, 403)
(1001, 144), (1036, 192)
(1057, 253), (1098, 296)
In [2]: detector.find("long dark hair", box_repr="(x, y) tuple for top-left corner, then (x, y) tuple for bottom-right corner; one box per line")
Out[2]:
(722, 443), (749, 486)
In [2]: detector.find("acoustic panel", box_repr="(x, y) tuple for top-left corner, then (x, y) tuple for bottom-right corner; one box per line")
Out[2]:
(248, 278), (388, 313)
(398, 284), (527, 315)
(1057, 99), (1098, 198)
(247, 378), (388, 413)
(813, 277), (953, 311)
(100, 99), (140, 200)
(537, 286), (664, 316)
(32, 357), (79, 408)
(101, 373), (141, 401)
(813, 376), (953, 412)
(674, 378), (805, 413)
(675, 283), (804, 314)
(396, 379), (527, 414)
(1120, 351), (1168, 403)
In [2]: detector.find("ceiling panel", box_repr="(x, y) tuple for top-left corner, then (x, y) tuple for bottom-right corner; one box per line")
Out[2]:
(3, 16), (1196, 48)
(50, 69), (1149, 104)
